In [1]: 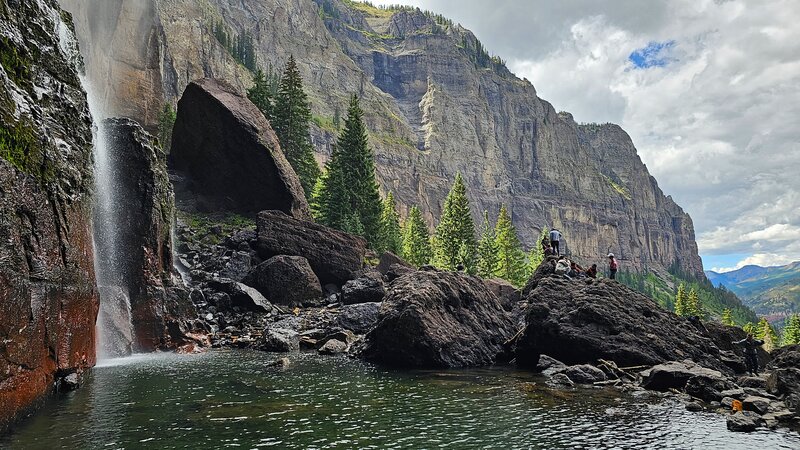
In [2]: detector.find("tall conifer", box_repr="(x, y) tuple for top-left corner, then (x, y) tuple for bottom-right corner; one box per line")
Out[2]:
(721, 308), (735, 326)
(526, 228), (549, 278)
(402, 206), (432, 267)
(493, 205), (527, 287)
(781, 314), (800, 346)
(273, 56), (321, 197)
(476, 211), (498, 278)
(433, 173), (477, 270)
(755, 317), (779, 352)
(379, 192), (403, 254)
(247, 69), (278, 121)
(674, 284), (687, 316)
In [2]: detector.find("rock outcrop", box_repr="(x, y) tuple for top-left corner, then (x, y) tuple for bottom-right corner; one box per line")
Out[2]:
(767, 345), (800, 415)
(0, 0), (98, 431)
(170, 78), (310, 217)
(98, 118), (196, 352)
(255, 210), (366, 285)
(514, 272), (727, 372)
(359, 270), (515, 368)
(242, 255), (324, 308)
(65, 0), (704, 278)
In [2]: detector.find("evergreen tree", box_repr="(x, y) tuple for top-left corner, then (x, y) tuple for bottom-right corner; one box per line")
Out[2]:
(157, 103), (176, 153)
(432, 173), (477, 270)
(476, 211), (498, 278)
(742, 322), (755, 336)
(309, 173), (327, 221)
(674, 284), (687, 316)
(378, 192), (403, 254)
(402, 206), (432, 267)
(273, 56), (321, 197)
(247, 69), (278, 121)
(526, 228), (549, 278)
(686, 288), (703, 318)
(781, 314), (800, 346)
(316, 95), (382, 247)
(755, 317), (779, 352)
(721, 308), (735, 327)
(493, 205), (527, 287)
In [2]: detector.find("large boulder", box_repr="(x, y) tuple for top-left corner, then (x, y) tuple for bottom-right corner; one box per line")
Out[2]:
(99, 118), (196, 353)
(359, 270), (516, 368)
(767, 345), (800, 414)
(255, 210), (366, 285)
(170, 78), (310, 218)
(514, 273), (728, 372)
(207, 278), (274, 313)
(377, 252), (412, 276)
(341, 271), (386, 305)
(642, 360), (727, 391)
(243, 255), (323, 308)
(0, 1), (98, 431)
(336, 302), (381, 334)
(484, 278), (521, 312)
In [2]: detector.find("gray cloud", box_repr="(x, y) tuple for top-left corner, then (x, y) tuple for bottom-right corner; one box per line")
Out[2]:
(371, 0), (800, 267)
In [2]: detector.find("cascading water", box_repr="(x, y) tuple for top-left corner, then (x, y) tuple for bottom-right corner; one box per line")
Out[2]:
(83, 81), (136, 359)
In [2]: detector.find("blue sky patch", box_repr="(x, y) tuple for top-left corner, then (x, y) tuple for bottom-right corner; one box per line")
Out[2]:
(629, 40), (676, 69)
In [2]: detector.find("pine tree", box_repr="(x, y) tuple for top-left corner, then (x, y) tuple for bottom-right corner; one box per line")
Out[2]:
(721, 308), (735, 327)
(273, 56), (321, 197)
(432, 173), (477, 270)
(402, 206), (432, 267)
(674, 284), (687, 316)
(476, 211), (498, 278)
(781, 314), (800, 346)
(493, 205), (527, 287)
(247, 69), (276, 121)
(316, 95), (382, 248)
(157, 103), (176, 153)
(755, 317), (779, 352)
(378, 192), (403, 254)
(742, 322), (755, 336)
(686, 288), (702, 318)
(525, 228), (549, 278)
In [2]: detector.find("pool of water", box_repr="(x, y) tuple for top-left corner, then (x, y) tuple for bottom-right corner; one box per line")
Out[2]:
(3, 350), (799, 449)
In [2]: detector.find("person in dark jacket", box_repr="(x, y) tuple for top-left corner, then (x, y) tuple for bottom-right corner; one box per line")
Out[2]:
(733, 334), (765, 376)
(585, 264), (598, 279)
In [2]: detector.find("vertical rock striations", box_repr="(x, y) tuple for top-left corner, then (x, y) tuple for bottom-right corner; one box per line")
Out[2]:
(0, 0), (98, 431)
(99, 118), (196, 351)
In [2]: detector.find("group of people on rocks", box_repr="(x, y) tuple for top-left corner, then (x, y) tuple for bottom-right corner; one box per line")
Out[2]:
(542, 227), (618, 280)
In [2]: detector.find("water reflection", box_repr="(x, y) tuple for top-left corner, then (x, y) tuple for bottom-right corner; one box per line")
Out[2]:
(4, 351), (799, 449)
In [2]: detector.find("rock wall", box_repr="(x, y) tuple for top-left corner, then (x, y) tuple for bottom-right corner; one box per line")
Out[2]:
(99, 118), (196, 351)
(60, 0), (705, 278)
(0, 0), (98, 431)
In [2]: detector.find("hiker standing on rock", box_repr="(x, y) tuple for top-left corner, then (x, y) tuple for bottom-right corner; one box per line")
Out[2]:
(607, 253), (618, 279)
(734, 334), (765, 377)
(549, 227), (562, 256)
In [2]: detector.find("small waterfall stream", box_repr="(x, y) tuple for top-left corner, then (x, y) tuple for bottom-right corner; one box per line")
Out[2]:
(83, 81), (135, 359)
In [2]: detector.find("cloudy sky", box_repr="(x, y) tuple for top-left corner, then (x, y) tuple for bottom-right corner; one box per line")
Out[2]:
(368, 0), (800, 272)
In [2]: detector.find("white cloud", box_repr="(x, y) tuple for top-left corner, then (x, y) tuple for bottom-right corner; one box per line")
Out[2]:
(368, 0), (800, 266)
(712, 253), (798, 273)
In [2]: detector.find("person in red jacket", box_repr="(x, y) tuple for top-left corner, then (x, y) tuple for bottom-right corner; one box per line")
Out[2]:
(607, 253), (618, 279)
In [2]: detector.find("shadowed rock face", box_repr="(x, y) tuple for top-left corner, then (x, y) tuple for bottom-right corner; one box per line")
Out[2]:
(360, 270), (516, 368)
(99, 118), (196, 351)
(0, 0), (98, 432)
(515, 273), (728, 373)
(170, 78), (311, 218)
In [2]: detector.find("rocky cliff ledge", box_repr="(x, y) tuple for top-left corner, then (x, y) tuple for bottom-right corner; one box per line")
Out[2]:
(0, 0), (98, 431)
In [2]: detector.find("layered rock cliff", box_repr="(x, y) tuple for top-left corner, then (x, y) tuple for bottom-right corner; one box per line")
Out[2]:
(0, 0), (98, 431)
(59, 0), (704, 278)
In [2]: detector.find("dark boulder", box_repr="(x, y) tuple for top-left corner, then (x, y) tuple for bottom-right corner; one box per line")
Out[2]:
(377, 252), (412, 276)
(514, 272), (728, 372)
(243, 255), (323, 308)
(171, 78), (310, 217)
(255, 328), (299, 353)
(767, 345), (800, 414)
(207, 278), (273, 313)
(220, 251), (253, 282)
(359, 270), (516, 368)
(319, 339), (349, 355)
(255, 210), (366, 285)
(727, 411), (762, 432)
(386, 263), (415, 282)
(562, 365), (607, 384)
(685, 375), (729, 402)
(484, 278), (521, 312)
(341, 271), (386, 305)
(336, 302), (381, 334)
(641, 361), (727, 392)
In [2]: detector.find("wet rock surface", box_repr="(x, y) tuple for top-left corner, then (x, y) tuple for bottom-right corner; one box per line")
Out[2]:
(359, 270), (516, 368)
(243, 256), (324, 308)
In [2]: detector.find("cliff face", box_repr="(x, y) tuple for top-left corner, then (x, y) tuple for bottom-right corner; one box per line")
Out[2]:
(60, 0), (704, 278)
(0, 0), (98, 431)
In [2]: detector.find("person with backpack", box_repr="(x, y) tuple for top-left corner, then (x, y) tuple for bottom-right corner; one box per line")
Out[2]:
(733, 334), (765, 376)
(549, 227), (562, 256)
(607, 253), (618, 279)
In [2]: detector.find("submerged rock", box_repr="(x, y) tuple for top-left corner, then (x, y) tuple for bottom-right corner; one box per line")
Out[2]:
(515, 271), (727, 372)
(359, 270), (515, 368)
(243, 255), (323, 308)
(255, 210), (366, 285)
(170, 78), (310, 217)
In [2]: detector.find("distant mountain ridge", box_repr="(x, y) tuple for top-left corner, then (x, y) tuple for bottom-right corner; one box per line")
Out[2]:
(706, 262), (800, 318)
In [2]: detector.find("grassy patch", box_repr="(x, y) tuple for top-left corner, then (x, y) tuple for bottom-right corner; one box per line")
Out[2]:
(342, 0), (395, 18)
(180, 212), (255, 244)
(0, 117), (56, 183)
(604, 175), (632, 200)
(374, 132), (415, 149)
(311, 114), (338, 133)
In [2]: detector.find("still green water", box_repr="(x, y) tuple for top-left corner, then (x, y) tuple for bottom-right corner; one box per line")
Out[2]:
(3, 350), (799, 449)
